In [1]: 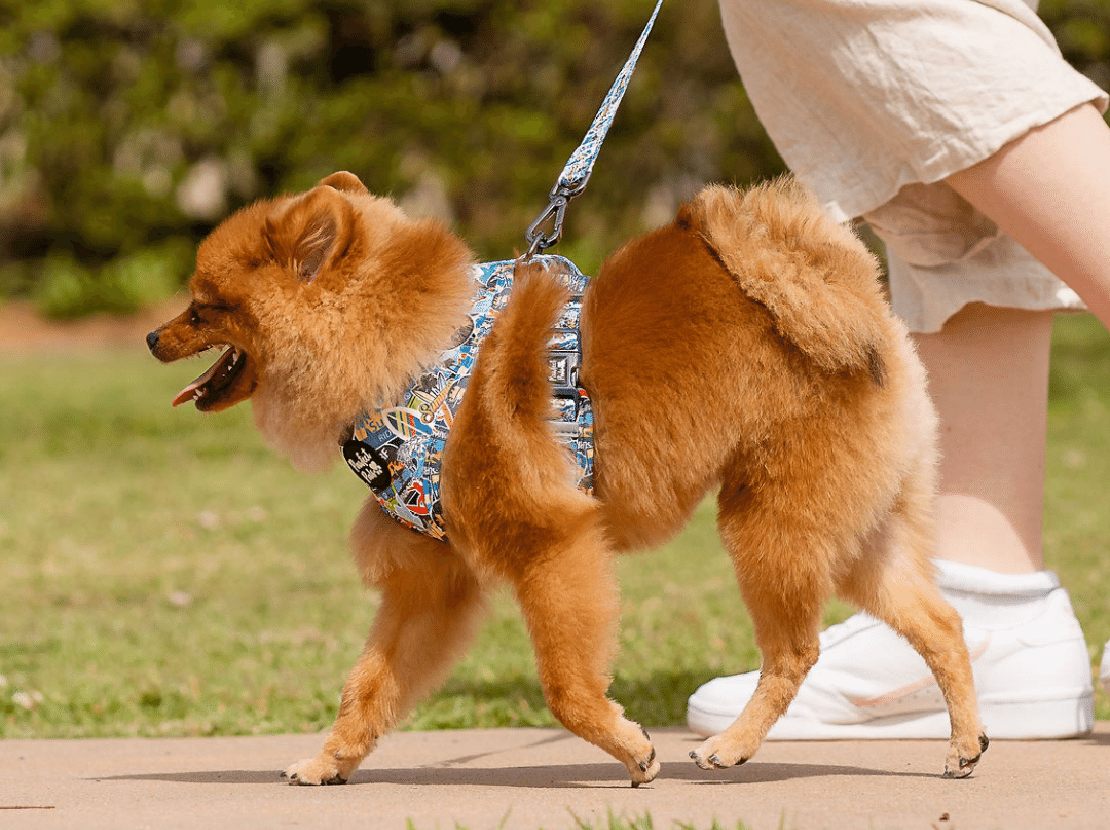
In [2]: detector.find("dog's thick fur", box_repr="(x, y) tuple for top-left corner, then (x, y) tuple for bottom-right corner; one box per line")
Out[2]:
(148, 171), (987, 786)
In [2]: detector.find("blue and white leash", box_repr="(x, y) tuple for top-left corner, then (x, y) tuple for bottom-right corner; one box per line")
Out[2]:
(525, 0), (665, 258)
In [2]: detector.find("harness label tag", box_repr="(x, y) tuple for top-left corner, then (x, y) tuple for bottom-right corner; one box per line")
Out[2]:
(342, 439), (392, 491)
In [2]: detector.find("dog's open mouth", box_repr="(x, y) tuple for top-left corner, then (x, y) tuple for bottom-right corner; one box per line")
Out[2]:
(173, 345), (250, 410)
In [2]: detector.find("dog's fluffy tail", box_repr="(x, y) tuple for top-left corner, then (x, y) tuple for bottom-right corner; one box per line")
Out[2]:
(452, 259), (586, 502)
(682, 179), (890, 381)
(478, 259), (569, 435)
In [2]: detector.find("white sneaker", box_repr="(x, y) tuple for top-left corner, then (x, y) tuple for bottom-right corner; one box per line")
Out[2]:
(687, 573), (1094, 740)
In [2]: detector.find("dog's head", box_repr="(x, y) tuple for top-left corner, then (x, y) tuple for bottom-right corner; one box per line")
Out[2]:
(148, 171), (474, 471)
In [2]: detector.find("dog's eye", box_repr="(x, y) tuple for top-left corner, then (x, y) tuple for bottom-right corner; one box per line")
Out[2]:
(190, 303), (230, 324)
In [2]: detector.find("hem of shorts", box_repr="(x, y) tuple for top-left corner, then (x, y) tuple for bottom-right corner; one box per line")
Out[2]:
(826, 89), (1110, 222)
(894, 294), (1088, 335)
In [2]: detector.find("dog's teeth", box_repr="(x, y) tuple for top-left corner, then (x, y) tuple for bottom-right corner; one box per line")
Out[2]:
(220, 348), (241, 376)
(173, 344), (243, 407)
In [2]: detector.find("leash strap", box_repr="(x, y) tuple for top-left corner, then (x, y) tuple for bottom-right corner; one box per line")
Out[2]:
(525, 0), (665, 257)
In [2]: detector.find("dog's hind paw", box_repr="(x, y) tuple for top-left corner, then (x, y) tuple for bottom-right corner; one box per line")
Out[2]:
(689, 734), (753, 771)
(282, 756), (350, 786)
(942, 732), (989, 779)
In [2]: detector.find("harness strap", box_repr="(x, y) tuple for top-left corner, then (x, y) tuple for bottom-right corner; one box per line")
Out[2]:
(343, 257), (592, 541)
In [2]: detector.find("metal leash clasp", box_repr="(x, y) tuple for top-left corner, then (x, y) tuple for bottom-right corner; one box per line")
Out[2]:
(524, 177), (588, 260)
(524, 192), (568, 260)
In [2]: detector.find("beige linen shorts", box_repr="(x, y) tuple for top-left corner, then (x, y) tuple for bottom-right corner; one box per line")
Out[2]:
(719, 0), (1109, 332)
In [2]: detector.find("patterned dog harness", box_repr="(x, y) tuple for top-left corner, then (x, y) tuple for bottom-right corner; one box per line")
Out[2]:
(342, 256), (593, 541)
(343, 0), (663, 540)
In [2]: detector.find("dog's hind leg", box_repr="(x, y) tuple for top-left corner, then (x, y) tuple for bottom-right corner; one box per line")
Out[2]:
(284, 505), (486, 785)
(839, 479), (988, 778)
(509, 514), (660, 787)
(690, 478), (829, 770)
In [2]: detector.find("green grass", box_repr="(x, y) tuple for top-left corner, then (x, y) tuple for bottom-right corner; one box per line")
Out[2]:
(565, 812), (758, 830)
(405, 812), (761, 830)
(1, 314), (1108, 738)
(1044, 314), (1110, 671)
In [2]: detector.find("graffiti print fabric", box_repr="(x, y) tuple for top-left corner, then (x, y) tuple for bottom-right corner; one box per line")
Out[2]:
(343, 256), (594, 541)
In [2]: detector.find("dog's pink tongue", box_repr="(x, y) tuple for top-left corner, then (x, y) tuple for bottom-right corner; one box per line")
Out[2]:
(172, 349), (229, 407)
(172, 379), (205, 408)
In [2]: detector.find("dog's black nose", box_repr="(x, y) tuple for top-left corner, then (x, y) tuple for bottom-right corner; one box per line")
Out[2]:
(146, 330), (160, 352)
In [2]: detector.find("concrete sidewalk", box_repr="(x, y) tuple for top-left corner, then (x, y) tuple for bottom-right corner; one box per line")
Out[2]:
(3, 724), (1109, 830)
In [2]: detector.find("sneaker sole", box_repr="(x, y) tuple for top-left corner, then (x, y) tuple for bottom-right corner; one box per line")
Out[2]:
(687, 688), (1095, 740)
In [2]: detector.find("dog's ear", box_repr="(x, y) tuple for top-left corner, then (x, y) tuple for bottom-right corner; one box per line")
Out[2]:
(292, 210), (337, 282)
(318, 171), (369, 196)
(264, 188), (350, 282)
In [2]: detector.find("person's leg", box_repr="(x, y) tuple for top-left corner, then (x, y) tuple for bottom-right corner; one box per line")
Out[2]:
(945, 102), (1110, 329)
(876, 104), (1110, 580)
(914, 304), (1053, 576)
(940, 100), (1110, 694)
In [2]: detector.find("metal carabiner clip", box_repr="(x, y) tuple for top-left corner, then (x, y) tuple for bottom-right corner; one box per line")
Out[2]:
(524, 193), (569, 260)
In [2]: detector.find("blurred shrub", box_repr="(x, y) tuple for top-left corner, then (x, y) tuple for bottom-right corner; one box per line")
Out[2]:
(0, 0), (1107, 316)
(0, 0), (774, 314)
(32, 240), (190, 318)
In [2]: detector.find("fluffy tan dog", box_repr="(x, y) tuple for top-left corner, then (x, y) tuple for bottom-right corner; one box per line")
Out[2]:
(148, 171), (987, 786)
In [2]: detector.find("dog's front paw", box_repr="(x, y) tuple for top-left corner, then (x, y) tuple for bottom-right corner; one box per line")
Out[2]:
(628, 730), (661, 788)
(689, 734), (753, 771)
(282, 755), (351, 786)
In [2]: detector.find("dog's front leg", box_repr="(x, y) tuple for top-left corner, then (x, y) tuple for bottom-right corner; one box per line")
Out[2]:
(284, 531), (485, 785)
(509, 523), (660, 787)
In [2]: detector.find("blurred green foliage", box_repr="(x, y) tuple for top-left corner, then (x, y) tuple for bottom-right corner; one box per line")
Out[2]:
(0, 0), (1108, 316)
